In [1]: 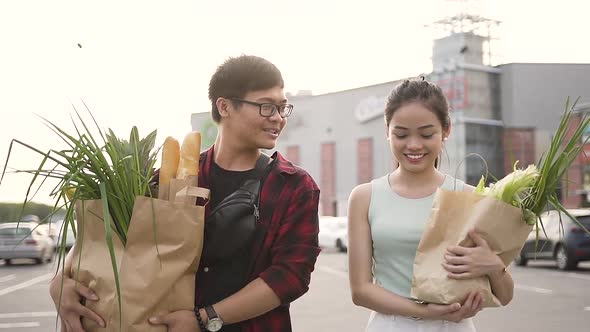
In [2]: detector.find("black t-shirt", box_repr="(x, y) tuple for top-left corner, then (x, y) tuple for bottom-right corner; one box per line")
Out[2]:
(196, 161), (259, 332)
(209, 162), (258, 208)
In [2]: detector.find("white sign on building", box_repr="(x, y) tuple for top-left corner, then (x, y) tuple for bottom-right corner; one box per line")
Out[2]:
(354, 95), (388, 123)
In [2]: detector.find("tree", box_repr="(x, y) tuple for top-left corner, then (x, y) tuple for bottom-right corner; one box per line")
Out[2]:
(0, 202), (65, 223)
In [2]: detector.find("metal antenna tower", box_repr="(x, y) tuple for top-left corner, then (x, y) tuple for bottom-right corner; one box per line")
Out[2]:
(427, 0), (501, 66)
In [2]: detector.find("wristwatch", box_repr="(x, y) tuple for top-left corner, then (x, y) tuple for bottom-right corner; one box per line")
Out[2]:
(204, 305), (224, 331)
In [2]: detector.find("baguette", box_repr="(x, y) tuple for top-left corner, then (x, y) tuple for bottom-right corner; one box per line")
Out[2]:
(176, 131), (201, 179)
(159, 136), (180, 186)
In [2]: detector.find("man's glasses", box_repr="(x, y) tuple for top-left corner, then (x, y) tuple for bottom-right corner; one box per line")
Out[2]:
(228, 97), (294, 118)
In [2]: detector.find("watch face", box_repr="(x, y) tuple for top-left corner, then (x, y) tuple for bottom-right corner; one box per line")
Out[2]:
(207, 318), (223, 332)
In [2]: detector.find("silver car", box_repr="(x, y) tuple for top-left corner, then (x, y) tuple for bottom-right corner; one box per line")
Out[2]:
(0, 222), (55, 265)
(53, 219), (76, 251)
(515, 209), (590, 270)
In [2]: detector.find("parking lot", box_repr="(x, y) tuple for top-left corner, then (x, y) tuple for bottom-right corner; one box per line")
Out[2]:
(1, 250), (589, 331)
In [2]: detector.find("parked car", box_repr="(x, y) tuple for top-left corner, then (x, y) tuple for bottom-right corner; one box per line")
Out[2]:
(20, 214), (41, 223)
(318, 216), (348, 252)
(0, 222), (55, 265)
(53, 220), (76, 251)
(514, 209), (590, 270)
(37, 221), (75, 251)
(37, 222), (59, 245)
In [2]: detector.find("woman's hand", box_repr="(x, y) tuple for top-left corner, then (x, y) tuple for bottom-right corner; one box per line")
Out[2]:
(49, 272), (105, 332)
(149, 310), (201, 332)
(423, 290), (484, 322)
(443, 229), (505, 279)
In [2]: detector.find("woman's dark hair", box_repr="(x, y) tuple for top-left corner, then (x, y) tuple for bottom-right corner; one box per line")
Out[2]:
(385, 78), (451, 168)
(208, 55), (284, 123)
(384, 79), (450, 131)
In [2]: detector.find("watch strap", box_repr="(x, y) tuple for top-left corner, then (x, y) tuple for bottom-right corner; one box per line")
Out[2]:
(204, 305), (218, 320)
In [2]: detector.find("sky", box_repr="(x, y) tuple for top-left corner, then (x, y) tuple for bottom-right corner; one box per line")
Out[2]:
(0, 0), (588, 205)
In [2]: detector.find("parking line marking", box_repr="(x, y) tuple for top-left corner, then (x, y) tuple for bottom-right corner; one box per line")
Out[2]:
(0, 273), (52, 297)
(0, 312), (56, 319)
(0, 275), (16, 283)
(564, 273), (590, 282)
(585, 307), (590, 311)
(0, 322), (40, 328)
(536, 270), (590, 282)
(514, 284), (553, 294)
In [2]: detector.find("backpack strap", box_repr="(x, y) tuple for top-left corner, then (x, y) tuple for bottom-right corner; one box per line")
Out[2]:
(253, 153), (271, 179)
(252, 153), (272, 220)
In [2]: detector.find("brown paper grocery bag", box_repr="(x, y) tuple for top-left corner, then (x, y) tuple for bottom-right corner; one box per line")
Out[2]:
(169, 176), (199, 206)
(410, 188), (533, 308)
(70, 183), (209, 331)
(69, 200), (124, 331)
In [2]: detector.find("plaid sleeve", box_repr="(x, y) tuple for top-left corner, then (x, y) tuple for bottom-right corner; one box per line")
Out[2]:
(259, 181), (321, 304)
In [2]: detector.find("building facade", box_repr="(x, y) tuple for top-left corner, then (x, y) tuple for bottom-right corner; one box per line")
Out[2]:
(191, 28), (590, 216)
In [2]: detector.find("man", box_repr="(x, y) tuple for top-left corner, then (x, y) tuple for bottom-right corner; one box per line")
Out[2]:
(49, 55), (321, 332)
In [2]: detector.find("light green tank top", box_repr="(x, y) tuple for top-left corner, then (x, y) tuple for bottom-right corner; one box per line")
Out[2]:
(369, 174), (464, 298)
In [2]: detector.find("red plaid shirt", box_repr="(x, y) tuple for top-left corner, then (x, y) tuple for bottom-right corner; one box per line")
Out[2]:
(196, 147), (321, 332)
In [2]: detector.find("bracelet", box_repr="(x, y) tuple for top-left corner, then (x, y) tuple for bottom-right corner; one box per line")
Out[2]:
(489, 265), (508, 279)
(411, 299), (425, 320)
(194, 307), (207, 331)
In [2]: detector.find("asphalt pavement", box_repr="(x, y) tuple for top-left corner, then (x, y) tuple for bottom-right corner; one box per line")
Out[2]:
(1, 251), (589, 331)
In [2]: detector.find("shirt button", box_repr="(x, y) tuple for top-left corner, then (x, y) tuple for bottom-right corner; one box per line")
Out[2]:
(203, 267), (209, 272)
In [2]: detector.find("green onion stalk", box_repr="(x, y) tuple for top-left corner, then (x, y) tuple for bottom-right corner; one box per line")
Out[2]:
(0, 104), (159, 326)
(474, 97), (590, 234)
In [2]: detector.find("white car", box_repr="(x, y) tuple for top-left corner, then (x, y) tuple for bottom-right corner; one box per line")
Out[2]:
(20, 215), (41, 223)
(37, 222), (60, 247)
(53, 220), (76, 251)
(318, 216), (348, 252)
(0, 222), (55, 264)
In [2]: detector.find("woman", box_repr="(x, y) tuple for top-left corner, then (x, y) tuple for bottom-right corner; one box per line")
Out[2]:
(348, 79), (513, 331)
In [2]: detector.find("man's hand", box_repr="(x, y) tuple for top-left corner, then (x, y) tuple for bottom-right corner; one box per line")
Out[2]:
(149, 310), (201, 332)
(49, 273), (105, 332)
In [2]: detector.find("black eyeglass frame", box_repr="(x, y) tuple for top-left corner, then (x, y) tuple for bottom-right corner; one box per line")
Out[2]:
(227, 97), (294, 118)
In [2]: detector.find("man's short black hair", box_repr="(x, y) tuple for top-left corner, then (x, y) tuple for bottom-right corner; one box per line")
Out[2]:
(208, 55), (284, 123)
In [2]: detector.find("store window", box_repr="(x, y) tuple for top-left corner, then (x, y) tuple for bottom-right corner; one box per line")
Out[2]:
(357, 138), (373, 184)
(321, 142), (336, 216)
(286, 145), (300, 165)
